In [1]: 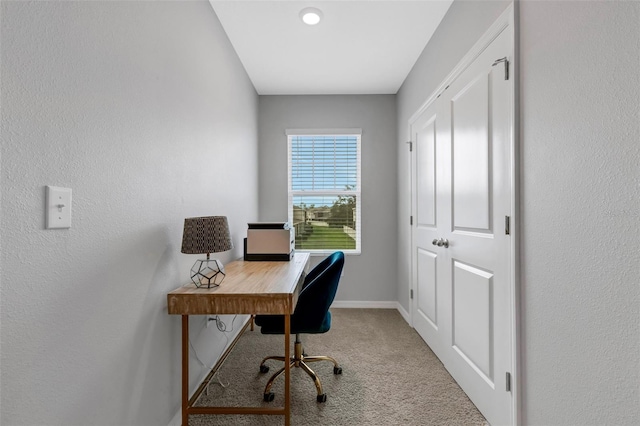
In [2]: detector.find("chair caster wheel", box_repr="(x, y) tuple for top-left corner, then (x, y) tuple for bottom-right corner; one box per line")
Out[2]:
(333, 366), (342, 375)
(317, 394), (327, 403)
(259, 365), (270, 374)
(264, 392), (275, 402)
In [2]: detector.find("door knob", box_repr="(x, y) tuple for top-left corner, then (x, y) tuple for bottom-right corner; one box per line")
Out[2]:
(432, 239), (439, 246)
(436, 238), (449, 248)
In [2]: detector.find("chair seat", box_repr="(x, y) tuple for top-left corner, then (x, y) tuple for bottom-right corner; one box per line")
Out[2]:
(255, 311), (332, 335)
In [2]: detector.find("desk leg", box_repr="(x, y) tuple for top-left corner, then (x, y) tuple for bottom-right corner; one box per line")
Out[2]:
(284, 313), (291, 426)
(182, 315), (189, 426)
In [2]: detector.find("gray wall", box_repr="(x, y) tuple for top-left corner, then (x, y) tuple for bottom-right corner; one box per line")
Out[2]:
(1, 1), (258, 425)
(398, 0), (640, 424)
(258, 95), (398, 303)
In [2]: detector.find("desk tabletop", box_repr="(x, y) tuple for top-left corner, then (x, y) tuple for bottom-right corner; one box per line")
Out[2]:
(167, 252), (310, 316)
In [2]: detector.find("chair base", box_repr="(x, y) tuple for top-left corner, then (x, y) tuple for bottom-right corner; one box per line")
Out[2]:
(259, 334), (342, 402)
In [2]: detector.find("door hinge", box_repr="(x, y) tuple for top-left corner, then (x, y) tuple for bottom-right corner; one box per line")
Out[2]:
(410, 215), (413, 226)
(407, 141), (413, 152)
(505, 215), (511, 235)
(492, 57), (509, 80)
(436, 84), (450, 99)
(506, 372), (512, 392)
(410, 289), (414, 300)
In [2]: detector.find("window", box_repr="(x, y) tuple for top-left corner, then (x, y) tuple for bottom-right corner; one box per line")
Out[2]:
(287, 129), (361, 255)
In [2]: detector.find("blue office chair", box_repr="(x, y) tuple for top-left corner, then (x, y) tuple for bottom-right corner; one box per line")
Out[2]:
(255, 251), (345, 403)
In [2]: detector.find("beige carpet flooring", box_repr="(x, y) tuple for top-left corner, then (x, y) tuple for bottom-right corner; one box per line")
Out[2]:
(191, 308), (487, 426)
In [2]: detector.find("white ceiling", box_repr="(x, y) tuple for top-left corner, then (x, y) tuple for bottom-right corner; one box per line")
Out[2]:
(209, 1), (453, 95)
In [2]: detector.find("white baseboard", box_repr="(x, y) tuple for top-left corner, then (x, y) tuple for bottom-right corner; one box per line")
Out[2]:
(396, 303), (411, 325)
(331, 300), (400, 309)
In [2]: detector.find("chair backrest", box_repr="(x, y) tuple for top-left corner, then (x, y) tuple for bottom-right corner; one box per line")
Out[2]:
(292, 251), (344, 329)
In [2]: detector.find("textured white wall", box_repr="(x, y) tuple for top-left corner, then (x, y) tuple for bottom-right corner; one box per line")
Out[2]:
(1, 1), (258, 425)
(398, 0), (640, 424)
(519, 1), (639, 424)
(258, 95), (398, 303)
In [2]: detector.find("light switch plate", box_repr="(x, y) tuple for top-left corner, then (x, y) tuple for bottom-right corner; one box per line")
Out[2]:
(46, 186), (72, 229)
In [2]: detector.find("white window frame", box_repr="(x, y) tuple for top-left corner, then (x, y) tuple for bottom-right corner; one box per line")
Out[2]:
(287, 128), (362, 255)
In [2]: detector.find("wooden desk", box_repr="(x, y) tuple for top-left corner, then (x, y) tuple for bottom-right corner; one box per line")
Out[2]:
(167, 252), (310, 426)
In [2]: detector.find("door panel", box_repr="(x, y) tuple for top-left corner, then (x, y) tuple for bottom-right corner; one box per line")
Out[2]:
(452, 260), (494, 384)
(416, 116), (437, 227)
(416, 248), (438, 327)
(412, 102), (448, 360)
(444, 26), (512, 426)
(452, 74), (491, 232)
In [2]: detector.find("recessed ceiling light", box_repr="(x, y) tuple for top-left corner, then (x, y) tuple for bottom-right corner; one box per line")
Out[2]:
(300, 7), (323, 26)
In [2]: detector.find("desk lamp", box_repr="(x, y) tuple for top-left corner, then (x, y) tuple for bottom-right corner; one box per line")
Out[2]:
(181, 216), (233, 288)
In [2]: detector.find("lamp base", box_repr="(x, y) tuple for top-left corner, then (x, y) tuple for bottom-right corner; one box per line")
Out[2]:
(189, 258), (225, 288)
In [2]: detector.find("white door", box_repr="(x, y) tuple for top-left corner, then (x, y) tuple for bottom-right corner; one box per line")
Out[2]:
(410, 20), (514, 426)
(410, 94), (450, 362)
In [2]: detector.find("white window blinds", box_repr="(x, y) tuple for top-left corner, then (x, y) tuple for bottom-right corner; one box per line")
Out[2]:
(287, 131), (361, 255)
